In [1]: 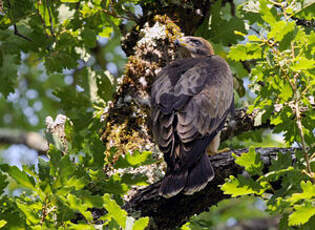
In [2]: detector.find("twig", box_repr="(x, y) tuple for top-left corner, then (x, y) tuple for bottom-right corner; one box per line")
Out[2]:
(46, 0), (55, 37)
(13, 25), (33, 41)
(295, 101), (313, 182)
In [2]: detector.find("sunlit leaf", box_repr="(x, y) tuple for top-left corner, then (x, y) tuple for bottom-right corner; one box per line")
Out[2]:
(132, 217), (150, 230)
(60, 0), (80, 2)
(114, 150), (155, 169)
(103, 194), (127, 228)
(233, 147), (263, 175)
(221, 175), (267, 197)
(0, 220), (7, 228)
(291, 57), (315, 71)
(288, 181), (315, 204)
(0, 165), (36, 191)
(268, 21), (295, 42)
(228, 43), (262, 61)
(288, 204), (315, 226)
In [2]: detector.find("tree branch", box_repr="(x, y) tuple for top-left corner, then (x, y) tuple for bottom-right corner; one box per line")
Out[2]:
(220, 107), (271, 142)
(13, 25), (32, 42)
(0, 128), (48, 155)
(124, 147), (296, 229)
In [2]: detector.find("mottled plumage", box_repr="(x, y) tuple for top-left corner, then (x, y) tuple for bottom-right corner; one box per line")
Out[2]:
(151, 37), (234, 198)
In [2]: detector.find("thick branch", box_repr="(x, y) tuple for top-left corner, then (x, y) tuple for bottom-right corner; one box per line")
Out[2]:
(0, 128), (48, 154)
(125, 147), (296, 230)
(220, 107), (271, 142)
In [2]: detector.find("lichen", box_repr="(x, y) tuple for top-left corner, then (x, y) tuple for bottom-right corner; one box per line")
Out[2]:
(101, 15), (183, 184)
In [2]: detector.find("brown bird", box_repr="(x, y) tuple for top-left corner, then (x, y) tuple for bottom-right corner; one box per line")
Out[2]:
(151, 36), (234, 198)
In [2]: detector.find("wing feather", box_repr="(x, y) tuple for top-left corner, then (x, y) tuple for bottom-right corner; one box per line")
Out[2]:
(151, 55), (233, 171)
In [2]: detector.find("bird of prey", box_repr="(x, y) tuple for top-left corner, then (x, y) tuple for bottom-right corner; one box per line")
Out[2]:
(151, 36), (234, 198)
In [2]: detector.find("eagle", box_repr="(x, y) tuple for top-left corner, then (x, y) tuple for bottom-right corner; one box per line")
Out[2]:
(150, 36), (234, 198)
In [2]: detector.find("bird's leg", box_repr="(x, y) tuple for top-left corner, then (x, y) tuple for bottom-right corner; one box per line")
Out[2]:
(207, 132), (230, 155)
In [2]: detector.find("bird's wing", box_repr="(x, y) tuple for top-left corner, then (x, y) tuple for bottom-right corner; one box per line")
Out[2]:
(151, 56), (233, 169)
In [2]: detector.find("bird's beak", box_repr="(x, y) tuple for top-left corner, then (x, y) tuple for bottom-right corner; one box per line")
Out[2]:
(174, 39), (187, 47)
(174, 39), (181, 46)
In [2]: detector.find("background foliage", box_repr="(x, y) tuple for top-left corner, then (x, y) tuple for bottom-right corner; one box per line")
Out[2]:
(0, 0), (314, 229)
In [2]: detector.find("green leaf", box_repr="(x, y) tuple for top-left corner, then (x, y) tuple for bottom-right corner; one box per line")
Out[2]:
(96, 71), (114, 102)
(60, 0), (80, 2)
(233, 147), (263, 175)
(221, 175), (267, 197)
(288, 181), (315, 204)
(268, 21), (295, 42)
(288, 204), (315, 226)
(114, 150), (155, 169)
(0, 220), (7, 228)
(81, 27), (97, 48)
(121, 173), (148, 186)
(291, 57), (315, 71)
(278, 81), (293, 101)
(295, 2), (315, 20)
(263, 167), (295, 182)
(0, 165), (36, 191)
(103, 194), (127, 228)
(16, 200), (41, 225)
(132, 217), (149, 230)
(99, 27), (113, 38)
(66, 194), (93, 221)
(259, 0), (277, 25)
(0, 54), (19, 97)
(103, 174), (129, 195)
(279, 213), (290, 230)
(68, 223), (95, 230)
(0, 171), (8, 195)
(195, 0), (245, 45)
(65, 176), (87, 190)
(228, 43), (262, 61)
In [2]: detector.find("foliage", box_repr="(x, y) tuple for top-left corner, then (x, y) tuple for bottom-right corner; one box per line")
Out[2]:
(220, 0), (315, 229)
(181, 197), (269, 230)
(182, 0), (314, 229)
(0, 0), (148, 229)
(0, 0), (314, 229)
(0, 119), (151, 229)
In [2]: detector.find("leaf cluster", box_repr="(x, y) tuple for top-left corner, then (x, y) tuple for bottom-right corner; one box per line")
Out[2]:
(221, 0), (315, 228)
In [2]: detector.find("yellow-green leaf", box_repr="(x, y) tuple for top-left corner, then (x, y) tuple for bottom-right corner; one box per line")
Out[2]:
(132, 217), (149, 230)
(0, 165), (36, 191)
(60, 0), (79, 2)
(291, 57), (315, 71)
(233, 147), (263, 175)
(103, 194), (127, 228)
(228, 43), (262, 61)
(0, 220), (7, 228)
(288, 181), (315, 204)
(221, 175), (267, 197)
(288, 205), (315, 226)
(268, 21), (295, 42)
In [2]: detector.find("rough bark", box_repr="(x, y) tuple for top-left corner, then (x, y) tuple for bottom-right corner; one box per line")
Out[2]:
(124, 147), (296, 230)
(93, 5), (293, 229)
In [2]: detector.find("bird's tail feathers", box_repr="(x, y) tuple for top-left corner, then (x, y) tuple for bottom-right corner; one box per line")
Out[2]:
(183, 153), (214, 195)
(159, 170), (188, 198)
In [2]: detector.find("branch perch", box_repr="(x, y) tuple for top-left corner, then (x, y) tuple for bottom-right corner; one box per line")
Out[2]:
(125, 147), (296, 230)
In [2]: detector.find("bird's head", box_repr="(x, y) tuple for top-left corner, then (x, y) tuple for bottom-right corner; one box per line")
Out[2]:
(174, 36), (214, 58)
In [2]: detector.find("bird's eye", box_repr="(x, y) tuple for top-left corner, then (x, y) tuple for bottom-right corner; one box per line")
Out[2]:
(190, 39), (201, 45)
